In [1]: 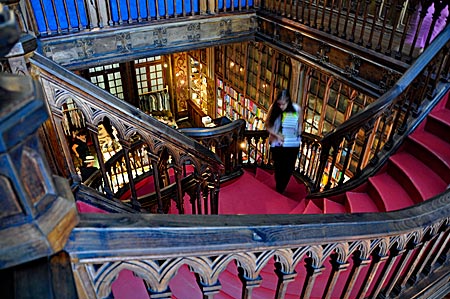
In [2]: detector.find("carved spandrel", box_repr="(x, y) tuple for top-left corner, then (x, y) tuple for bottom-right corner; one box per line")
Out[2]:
(293, 32), (303, 52)
(219, 19), (232, 36)
(0, 174), (23, 218)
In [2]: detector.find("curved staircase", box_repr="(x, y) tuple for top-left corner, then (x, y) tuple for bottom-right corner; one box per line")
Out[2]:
(75, 91), (450, 299)
(305, 91), (450, 215)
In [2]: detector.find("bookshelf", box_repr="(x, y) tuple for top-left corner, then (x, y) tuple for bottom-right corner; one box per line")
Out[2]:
(216, 78), (266, 130)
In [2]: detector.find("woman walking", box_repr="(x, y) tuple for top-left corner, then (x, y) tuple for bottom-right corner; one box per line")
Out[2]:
(265, 89), (302, 193)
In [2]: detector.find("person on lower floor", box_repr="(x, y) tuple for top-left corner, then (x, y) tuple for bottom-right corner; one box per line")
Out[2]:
(265, 89), (302, 193)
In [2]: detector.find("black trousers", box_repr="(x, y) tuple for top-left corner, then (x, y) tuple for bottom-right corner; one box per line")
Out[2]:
(271, 146), (300, 193)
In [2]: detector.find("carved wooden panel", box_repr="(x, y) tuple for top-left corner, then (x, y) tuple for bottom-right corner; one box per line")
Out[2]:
(0, 173), (22, 218)
(40, 14), (257, 69)
(21, 147), (47, 205)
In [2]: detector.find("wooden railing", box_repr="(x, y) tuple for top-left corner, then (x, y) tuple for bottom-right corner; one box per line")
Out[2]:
(30, 52), (224, 214)
(242, 130), (321, 183)
(308, 24), (450, 194)
(19, 0), (254, 37)
(258, 0), (449, 62)
(179, 119), (247, 181)
(65, 189), (450, 298)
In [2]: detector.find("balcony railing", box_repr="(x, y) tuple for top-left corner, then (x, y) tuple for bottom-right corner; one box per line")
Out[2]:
(20, 0), (254, 37)
(258, 0), (449, 62)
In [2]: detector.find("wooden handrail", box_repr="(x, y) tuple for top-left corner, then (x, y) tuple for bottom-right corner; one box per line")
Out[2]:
(309, 25), (450, 193)
(179, 119), (246, 180)
(322, 25), (450, 145)
(31, 52), (223, 214)
(65, 189), (450, 298)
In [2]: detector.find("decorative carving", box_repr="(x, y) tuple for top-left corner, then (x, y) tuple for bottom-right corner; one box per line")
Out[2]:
(187, 23), (201, 42)
(0, 174), (22, 218)
(42, 44), (52, 57)
(317, 43), (330, 64)
(293, 32), (303, 52)
(379, 69), (400, 93)
(174, 53), (188, 111)
(21, 147), (48, 205)
(273, 23), (280, 41)
(116, 32), (132, 53)
(76, 39), (94, 59)
(153, 28), (167, 47)
(345, 54), (361, 78)
(219, 19), (232, 36)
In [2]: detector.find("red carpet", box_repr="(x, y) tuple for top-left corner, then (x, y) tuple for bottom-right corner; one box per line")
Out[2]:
(218, 170), (306, 214)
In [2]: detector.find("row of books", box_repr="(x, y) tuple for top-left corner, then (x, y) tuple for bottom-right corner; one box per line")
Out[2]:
(216, 79), (268, 130)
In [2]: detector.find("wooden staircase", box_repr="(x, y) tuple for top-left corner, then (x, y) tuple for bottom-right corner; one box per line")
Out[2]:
(304, 91), (450, 215)
(91, 91), (450, 298)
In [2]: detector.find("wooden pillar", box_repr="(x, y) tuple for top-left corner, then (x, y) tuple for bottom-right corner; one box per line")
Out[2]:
(274, 263), (297, 299)
(322, 254), (350, 299)
(301, 257), (324, 298)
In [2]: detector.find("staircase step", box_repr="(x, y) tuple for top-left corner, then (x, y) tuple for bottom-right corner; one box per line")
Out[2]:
(409, 131), (450, 177)
(218, 264), (243, 299)
(214, 292), (235, 299)
(389, 151), (446, 202)
(303, 200), (323, 214)
(424, 112), (450, 144)
(345, 192), (380, 213)
(323, 199), (347, 214)
(408, 131), (450, 183)
(368, 173), (415, 211)
(76, 201), (109, 214)
(289, 199), (307, 214)
(253, 286), (299, 299)
(219, 171), (300, 214)
(254, 168), (308, 201)
(431, 107), (450, 126)
(111, 270), (149, 299)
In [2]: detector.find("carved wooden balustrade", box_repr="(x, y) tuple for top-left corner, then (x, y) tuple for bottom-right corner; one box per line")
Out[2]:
(30, 52), (224, 214)
(258, 0), (449, 63)
(306, 24), (450, 194)
(241, 129), (322, 182)
(179, 119), (247, 181)
(179, 121), (322, 190)
(65, 190), (450, 298)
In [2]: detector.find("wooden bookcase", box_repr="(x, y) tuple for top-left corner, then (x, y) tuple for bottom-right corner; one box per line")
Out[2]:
(214, 42), (291, 130)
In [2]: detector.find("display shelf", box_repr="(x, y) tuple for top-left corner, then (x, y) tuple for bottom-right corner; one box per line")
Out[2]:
(189, 55), (208, 115)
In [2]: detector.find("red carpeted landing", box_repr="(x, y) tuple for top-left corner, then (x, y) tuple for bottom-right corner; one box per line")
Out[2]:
(218, 169), (308, 214)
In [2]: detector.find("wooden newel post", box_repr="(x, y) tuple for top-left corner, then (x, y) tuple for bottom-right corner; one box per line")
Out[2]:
(0, 73), (79, 269)
(0, 3), (78, 271)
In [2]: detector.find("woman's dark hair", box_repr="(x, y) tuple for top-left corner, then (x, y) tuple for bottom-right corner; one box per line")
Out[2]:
(266, 89), (294, 127)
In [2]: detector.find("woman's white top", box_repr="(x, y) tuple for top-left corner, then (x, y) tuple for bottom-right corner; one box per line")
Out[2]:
(270, 103), (301, 148)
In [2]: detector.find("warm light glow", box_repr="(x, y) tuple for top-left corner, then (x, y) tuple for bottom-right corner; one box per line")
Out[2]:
(230, 61), (235, 67)
(240, 142), (246, 149)
(163, 63), (168, 68)
(239, 67), (244, 72)
(180, 79), (185, 85)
